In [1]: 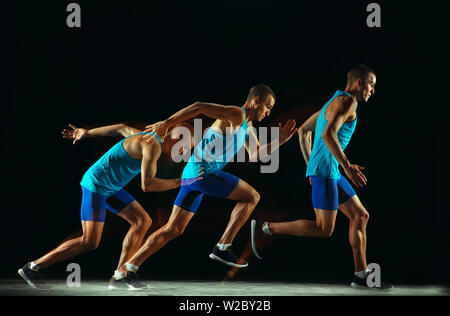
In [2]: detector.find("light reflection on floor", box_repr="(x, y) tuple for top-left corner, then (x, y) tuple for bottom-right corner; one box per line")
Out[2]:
(0, 279), (448, 296)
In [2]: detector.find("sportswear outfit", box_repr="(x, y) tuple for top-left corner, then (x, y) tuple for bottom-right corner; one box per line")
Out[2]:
(306, 90), (357, 210)
(175, 108), (249, 213)
(79, 132), (160, 222)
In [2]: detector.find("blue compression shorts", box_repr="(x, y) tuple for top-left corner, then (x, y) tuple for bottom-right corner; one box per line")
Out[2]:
(174, 170), (240, 213)
(80, 186), (136, 222)
(310, 175), (356, 211)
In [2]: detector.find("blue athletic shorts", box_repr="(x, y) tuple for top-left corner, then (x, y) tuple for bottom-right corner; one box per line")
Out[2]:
(80, 186), (136, 222)
(174, 170), (240, 213)
(310, 175), (356, 211)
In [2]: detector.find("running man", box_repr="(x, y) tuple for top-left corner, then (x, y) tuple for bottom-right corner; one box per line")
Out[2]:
(18, 122), (195, 290)
(251, 65), (392, 289)
(117, 84), (297, 284)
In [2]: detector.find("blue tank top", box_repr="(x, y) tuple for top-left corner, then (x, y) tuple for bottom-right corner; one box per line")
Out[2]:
(305, 90), (357, 179)
(182, 108), (249, 179)
(80, 132), (160, 196)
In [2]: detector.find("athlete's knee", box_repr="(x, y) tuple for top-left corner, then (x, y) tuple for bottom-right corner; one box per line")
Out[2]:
(315, 222), (335, 238)
(362, 210), (369, 223)
(321, 227), (334, 238)
(164, 223), (186, 239)
(123, 206), (152, 230)
(253, 191), (261, 204)
(135, 212), (152, 231)
(352, 209), (369, 228)
(247, 190), (260, 205)
(80, 237), (101, 251)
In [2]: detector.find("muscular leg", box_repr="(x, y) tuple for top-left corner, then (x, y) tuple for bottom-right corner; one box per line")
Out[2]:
(268, 209), (337, 238)
(33, 220), (104, 269)
(126, 206), (194, 267)
(114, 201), (152, 272)
(338, 195), (369, 272)
(218, 179), (260, 244)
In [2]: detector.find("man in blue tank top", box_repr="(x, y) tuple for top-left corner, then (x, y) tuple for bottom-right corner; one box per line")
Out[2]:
(252, 65), (392, 289)
(18, 122), (194, 290)
(120, 84), (298, 273)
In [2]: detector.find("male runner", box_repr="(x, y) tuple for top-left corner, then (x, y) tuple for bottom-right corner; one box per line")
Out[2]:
(251, 65), (392, 289)
(116, 84), (297, 285)
(18, 122), (195, 290)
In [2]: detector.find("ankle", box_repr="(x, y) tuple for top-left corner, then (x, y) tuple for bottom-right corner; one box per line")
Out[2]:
(29, 262), (41, 271)
(262, 222), (273, 236)
(125, 262), (139, 273)
(216, 243), (232, 251)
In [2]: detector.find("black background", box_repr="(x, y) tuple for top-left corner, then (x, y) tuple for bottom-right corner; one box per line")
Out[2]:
(5, 0), (449, 287)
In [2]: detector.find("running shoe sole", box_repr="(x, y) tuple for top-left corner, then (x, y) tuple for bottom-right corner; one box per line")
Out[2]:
(251, 220), (263, 259)
(351, 282), (394, 290)
(209, 253), (249, 268)
(18, 269), (38, 290)
(109, 283), (147, 290)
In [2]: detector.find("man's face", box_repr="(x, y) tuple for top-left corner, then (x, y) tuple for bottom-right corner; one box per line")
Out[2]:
(358, 73), (376, 102)
(254, 95), (275, 122)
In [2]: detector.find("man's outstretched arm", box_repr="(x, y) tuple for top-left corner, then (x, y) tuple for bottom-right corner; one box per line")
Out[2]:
(62, 123), (142, 144)
(143, 102), (245, 141)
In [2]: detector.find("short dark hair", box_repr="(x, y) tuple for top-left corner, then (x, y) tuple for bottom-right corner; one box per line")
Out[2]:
(246, 84), (276, 103)
(347, 64), (375, 83)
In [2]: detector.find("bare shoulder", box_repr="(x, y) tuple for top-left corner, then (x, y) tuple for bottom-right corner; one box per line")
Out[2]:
(212, 105), (246, 128)
(327, 95), (356, 118)
(325, 95), (356, 122)
(335, 95), (356, 112)
(228, 105), (246, 125)
(140, 137), (161, 158)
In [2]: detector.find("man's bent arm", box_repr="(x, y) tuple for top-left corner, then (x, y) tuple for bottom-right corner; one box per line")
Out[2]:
(298, 111), (320, 165)
(245, 129), (279, 162)
(245, 119), (297, 161)
(321, 98), (367, 188)
(140, 143), (181, 192)
(142, 177), (181, 192)
(321, 99), (354, 170)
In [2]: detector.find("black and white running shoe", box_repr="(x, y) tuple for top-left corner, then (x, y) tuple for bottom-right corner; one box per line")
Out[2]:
(123, 271), (147, 291)
(18, 262), (51, 290)
(350, 274), (394, 290)
(209, 246), (249, 268)
(108, 274), (129, 290)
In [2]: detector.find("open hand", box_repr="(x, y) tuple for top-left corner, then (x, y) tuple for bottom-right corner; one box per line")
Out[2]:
(62, 124), (88, 145)
(278, 119), (298, 145)
(180, 167), (205, 186)
(142, 120), (170, 143)
(344, 164), (367, 188)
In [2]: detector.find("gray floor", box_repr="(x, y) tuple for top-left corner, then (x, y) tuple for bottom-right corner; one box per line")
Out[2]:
(0, 279), (448, 296)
